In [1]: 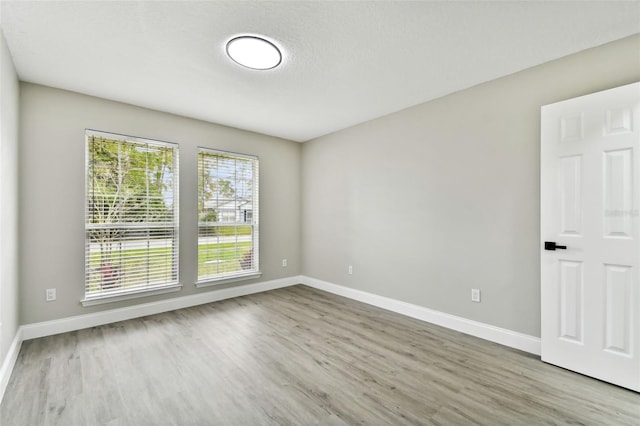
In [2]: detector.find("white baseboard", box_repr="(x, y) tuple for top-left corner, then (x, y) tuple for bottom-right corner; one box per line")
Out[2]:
(0, 327), (22, 404)
(21, 275), (302, 341)
(301, 276), (541, 355)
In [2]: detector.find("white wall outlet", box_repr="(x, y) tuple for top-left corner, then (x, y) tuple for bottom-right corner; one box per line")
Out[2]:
(46, 288), (57, 302)
(282, 259), (288, 267)
(348, 265), (353, 275)
(471, 288), (481, 303)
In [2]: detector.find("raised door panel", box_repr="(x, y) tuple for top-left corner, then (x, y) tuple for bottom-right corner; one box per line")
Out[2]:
(559, 260), (583, 344)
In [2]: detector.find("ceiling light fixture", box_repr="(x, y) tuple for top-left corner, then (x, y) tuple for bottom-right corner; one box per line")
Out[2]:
(226, 35), (282, 70)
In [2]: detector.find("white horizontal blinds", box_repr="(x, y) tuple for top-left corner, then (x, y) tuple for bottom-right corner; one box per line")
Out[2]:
(85, 131), (179, 298)
(198, 148), (259, 281)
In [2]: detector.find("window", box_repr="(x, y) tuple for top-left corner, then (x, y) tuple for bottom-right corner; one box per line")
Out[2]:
(84, 130), (179, 303)
(197, 148), (259, 284)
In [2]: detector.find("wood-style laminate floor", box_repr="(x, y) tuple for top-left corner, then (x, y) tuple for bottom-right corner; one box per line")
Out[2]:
(1, 285), (638, 425)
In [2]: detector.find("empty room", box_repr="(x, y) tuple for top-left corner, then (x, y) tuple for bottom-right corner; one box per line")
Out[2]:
(1, 1), (639, 424)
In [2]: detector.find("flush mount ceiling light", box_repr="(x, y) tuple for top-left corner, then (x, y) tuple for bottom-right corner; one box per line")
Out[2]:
(226, 35), (282, 70)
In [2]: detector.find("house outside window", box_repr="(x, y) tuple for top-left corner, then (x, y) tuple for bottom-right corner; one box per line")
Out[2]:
(197, 148), (259, 284)
(84, 130), (179, 303)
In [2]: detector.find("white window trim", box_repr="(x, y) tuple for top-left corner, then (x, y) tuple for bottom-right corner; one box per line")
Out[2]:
(84, 129), (180, 304)
(197, 147), (259, 284)
(81, 283), (182, 307)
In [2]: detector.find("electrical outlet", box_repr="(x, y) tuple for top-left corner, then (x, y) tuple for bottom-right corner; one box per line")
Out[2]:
(46, 288), (57, 302)
(348, 265), (353, 275)
(471, 289), (481, 303)
(282, 259), (288, 267)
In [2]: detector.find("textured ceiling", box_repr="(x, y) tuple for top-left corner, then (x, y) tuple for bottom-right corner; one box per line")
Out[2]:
(1, 1), (639, 142)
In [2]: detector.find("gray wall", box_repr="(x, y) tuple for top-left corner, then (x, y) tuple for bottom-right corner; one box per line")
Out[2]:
(12, 33), (640, 337)
(0, 28), (20, 362)
(19, 83), (301, 325)
(301, 34), (640, 337)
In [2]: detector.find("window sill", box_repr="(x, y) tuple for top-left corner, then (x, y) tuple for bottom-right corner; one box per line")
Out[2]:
(195, 272), (262, 288)
(81, 283), (182, 307)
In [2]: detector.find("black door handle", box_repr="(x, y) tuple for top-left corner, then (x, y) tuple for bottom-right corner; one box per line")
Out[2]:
(545, 241), (567, 251)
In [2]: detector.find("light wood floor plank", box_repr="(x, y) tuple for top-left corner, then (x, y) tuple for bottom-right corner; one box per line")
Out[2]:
(1, 285), (638, 425)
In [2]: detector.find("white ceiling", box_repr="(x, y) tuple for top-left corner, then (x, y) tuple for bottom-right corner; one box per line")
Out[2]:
(1, 1), (639, 142)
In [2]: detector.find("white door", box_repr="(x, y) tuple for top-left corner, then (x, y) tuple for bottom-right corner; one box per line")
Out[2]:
(541, 82), (640, 392)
